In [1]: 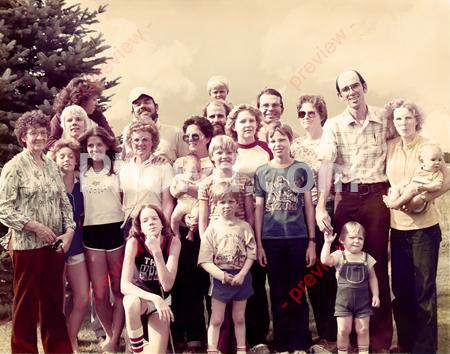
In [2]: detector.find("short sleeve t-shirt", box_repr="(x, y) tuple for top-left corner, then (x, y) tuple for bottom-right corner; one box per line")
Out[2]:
(330, 250), (376, 281)
(254, 160), (313, 239)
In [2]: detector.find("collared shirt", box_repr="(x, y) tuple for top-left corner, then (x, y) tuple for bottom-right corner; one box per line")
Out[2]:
(120, 156), (174, 220)
(386, 135), (440, 230)
(0, 149), (75, 250)
(122, 119), (189, 164)
(317, 105), (388, 184)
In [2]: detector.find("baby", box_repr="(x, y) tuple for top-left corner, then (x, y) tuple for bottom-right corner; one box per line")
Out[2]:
(384, 143), (444, 209)
(170, 154), (205, 240)
(207, 75), (229, 101)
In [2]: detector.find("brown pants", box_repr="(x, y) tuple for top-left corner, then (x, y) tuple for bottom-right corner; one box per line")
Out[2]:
(334, 187), (393, 351)
(11, 247), (72, 354)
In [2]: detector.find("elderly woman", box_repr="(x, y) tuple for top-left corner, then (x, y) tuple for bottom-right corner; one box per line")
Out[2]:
(120, 120), (174, 237)
(290, 95), (337, 352)
(170, 116), (214, 353)
(48, 77), (114, 147)
(384, 99), (450, 354)
(0, 110), (75, 353)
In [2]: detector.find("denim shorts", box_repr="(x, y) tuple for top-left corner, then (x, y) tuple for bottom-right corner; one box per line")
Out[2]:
(210, 269), (254, 303)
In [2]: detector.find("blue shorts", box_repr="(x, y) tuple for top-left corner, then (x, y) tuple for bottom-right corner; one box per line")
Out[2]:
(209, 269), (253, 303)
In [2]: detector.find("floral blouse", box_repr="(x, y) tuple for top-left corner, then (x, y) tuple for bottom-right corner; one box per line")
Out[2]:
(0, 149), (75, 250)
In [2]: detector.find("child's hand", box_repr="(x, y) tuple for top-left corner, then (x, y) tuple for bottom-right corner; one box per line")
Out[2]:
(324, 232), (337, 244)
(231, 271), (246, 286)
(372, 295), (380, 308)
(223, 272), (234, 285)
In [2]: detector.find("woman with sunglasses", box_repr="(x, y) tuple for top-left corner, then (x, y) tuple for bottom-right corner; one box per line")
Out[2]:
(290, 94), (338, 353)
(48, 77), (115, 149)
(171, 116), (214, 353)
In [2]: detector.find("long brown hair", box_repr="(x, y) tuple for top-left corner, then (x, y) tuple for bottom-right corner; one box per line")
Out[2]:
(129, 204), (174, 241)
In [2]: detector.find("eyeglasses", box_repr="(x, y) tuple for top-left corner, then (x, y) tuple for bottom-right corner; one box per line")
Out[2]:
(340, 82), (361, 94)
(182, 133), (202, 142)
(298, 111), (317, 119)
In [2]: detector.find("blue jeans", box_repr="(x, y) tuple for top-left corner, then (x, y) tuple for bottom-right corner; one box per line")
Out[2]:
(391, 224), (441, 354)
(263, 238), (312, 352)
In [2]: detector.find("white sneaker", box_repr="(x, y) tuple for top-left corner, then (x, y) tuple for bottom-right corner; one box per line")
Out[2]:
(250, 343), (271, 354)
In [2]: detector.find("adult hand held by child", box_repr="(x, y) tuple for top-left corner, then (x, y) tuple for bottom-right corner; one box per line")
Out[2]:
(372, 295), (380, 308)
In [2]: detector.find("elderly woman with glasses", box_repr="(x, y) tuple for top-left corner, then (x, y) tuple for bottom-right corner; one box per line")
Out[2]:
(290, 94), (338, 352)
(0, 110), (75, 353)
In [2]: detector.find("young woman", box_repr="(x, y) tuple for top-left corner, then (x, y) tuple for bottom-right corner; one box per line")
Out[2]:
(121, 204), (181, 353)
(78, 127), (124, 353)
(51, 139), (89, 352)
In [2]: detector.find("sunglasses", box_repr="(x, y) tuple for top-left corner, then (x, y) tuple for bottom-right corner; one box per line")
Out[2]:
(298, 111), (317, 119)
(182, 133), (202, 142)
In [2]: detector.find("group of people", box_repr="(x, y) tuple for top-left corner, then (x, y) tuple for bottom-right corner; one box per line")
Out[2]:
(0, 70), (449, 354)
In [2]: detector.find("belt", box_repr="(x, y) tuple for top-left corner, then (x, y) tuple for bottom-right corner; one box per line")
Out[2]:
(334, 182), (388, 196)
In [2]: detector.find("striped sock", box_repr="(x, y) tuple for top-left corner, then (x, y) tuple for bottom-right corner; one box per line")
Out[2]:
(237, 345), (246, 354)
(338, 347), (348, 354)
(358, 345), (369, 354)
(128, 327), (144, 353)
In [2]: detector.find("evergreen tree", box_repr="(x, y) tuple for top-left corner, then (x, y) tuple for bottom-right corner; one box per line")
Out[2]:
(0, 0), (118, 167)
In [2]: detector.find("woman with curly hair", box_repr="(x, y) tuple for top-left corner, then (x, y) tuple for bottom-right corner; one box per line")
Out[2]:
(78, 126), (124, 353)
(0, 110), (75, 353)
(121, 204), (181, 353)
(120, 120), (174, 238)
(383, 99), (450, 353)
(48, 77), (114, 147)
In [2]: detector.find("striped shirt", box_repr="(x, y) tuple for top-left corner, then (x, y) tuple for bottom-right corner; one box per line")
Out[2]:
(317, 105), (388, 184)
(0, 149), (75, 250)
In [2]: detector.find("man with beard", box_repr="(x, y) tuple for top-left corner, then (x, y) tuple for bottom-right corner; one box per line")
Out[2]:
(315, 70), (392, 353)
(123, 87), (189, 162)
(202, 99), (232, 136)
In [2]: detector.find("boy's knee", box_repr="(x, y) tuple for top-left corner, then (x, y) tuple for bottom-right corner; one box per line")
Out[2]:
(209, 314), (224, 328)
(356, 324), (369, 336)
(123, 294), (141, 312)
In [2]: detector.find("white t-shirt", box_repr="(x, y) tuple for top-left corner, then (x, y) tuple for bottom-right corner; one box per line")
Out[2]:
(81, 167), (124, 226)
(120, 157), (174, 220)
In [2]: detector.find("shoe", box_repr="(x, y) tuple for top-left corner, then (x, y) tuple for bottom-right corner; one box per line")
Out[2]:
(250, 343), (271, 354)
(311, 339), (337, 353)
(292, 351), (308, 354)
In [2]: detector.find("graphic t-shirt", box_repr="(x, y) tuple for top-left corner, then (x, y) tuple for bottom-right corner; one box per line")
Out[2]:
(254, 160), (313, 239)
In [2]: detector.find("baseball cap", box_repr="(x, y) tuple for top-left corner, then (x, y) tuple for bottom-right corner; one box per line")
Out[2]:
(129, 87), (154, 105)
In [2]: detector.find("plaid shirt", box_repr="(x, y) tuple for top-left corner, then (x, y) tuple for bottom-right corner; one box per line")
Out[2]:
(317, 105), (388, 184)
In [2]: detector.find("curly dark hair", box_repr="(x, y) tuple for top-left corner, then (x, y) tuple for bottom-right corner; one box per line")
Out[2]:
(53, 77), (103, 114)
(14, 110), (51, 147)
(182, 116), (214, 147)
(129, 204), (174, 240)
(78, 126), (120, 176)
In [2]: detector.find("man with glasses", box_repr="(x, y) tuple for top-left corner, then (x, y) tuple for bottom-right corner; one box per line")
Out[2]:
(256, 87), (296, 142)
(123, 87), (189, 162)
(315, 70), (392, 353)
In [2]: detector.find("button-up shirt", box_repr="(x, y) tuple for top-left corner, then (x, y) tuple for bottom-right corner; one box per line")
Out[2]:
(317, 105), (388, 184)
(0, 149), (75, 250)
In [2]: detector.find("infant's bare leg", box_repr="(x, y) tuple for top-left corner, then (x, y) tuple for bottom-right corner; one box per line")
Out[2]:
(170, 205), (185, 238)
(186, 204), (199, 241)
(384, 183), (418, 209)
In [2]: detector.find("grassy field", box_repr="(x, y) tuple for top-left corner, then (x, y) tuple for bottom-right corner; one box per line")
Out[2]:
(1, 193), (449, 353)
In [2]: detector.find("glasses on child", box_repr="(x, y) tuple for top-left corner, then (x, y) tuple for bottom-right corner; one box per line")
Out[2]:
(297, 111), (317, 119)
(182, 133), (202, 142)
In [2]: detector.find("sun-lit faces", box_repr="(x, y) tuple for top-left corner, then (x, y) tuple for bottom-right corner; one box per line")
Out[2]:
(184, 124), (208, 153)
(86, 135), (107, 162)
(216, 195), (238, 220)
(22, 127), (48, 153)
(297, 102), (321, 131)
(259, 94), (283, 124)
(268, 131), (290, 159)
(140, 207), (163, 238)
(234, 110), (257, 143)
(131, 130), (153, 161)
(132, 95), (158, 121)
(211, 147), (235, 170)
(341, 232), (365, 254)
(337, 71), (366, 109)
(393, 107), (417, 141)
(65, 115), (86, 139)
(56, 147), (76, 173)
(209, 85), (228, 100)
(206, 103), (227, 126)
